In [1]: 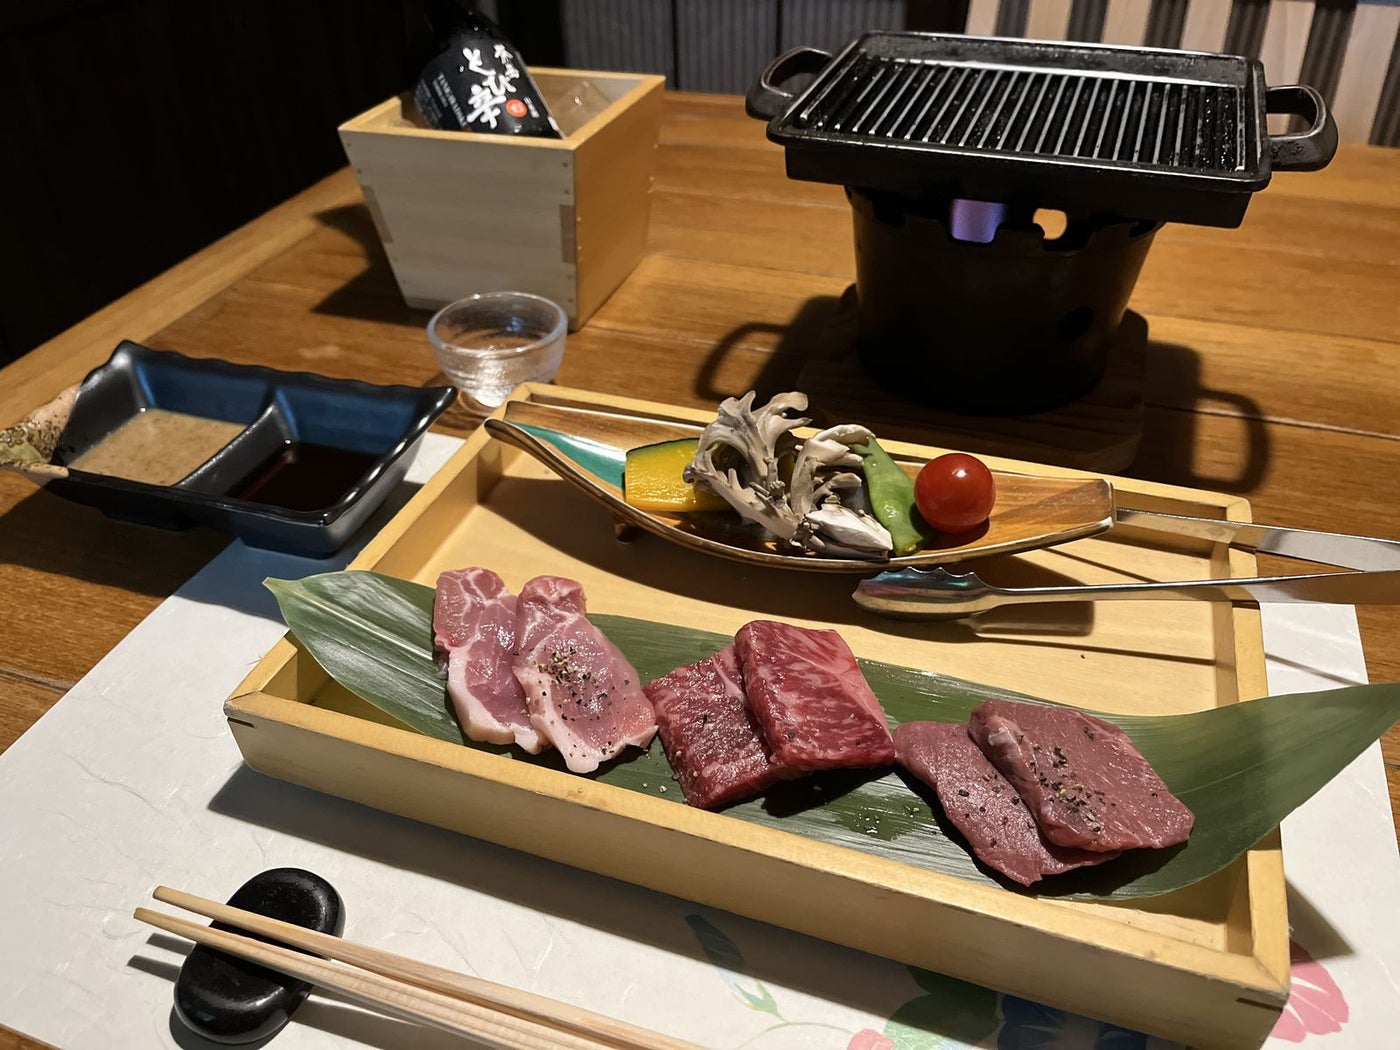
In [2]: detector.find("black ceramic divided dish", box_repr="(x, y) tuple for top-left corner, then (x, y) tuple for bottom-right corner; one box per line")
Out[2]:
(173, 868), (344, 1044)
(46, 342), (455, 557)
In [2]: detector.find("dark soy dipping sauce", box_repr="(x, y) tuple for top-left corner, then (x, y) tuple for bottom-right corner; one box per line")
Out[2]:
(231, 442), (379, 511)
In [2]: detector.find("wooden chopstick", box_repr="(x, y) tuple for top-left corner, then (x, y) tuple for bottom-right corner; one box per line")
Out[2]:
(139, 886), (701, 1050)
(136, 907), (594, 1050)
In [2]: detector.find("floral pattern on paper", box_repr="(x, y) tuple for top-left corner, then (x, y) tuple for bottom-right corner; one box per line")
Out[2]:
(881, 966), (998, 1049)
(683, 913), (847, 1044)
(684, 914), (780, 1017)
(848, 1030), (896, 1050)
(1270, 940), (1349, 1043)
(682, 917), (1355, 1049)
(994, 996), (1148, 1048)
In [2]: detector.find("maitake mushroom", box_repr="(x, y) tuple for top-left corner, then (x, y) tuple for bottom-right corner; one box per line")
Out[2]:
(684, 391), (893, 559)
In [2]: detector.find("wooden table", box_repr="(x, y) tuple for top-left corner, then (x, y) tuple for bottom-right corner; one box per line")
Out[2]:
(1, 91), (1398, 1049)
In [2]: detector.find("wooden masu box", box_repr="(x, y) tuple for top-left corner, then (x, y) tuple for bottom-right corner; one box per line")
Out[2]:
(339, 69), (666, 329)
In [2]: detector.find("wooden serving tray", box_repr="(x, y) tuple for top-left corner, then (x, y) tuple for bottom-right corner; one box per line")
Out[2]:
(227, 386), (1286, 1049)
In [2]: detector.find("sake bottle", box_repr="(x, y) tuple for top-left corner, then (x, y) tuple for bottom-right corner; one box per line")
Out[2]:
(412, 4), (562, 138)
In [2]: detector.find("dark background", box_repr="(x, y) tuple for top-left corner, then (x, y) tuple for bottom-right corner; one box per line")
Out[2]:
(0, 1), (410, 364)
(2, 0), (1391, 365)
(0, 0), (963, 366)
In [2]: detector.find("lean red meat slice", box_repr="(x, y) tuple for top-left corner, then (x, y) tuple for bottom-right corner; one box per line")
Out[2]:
(513, 575), (657, 773)
(733, 620), (895, 771)
(969, 698), (1195, 852)
(645, 644), (794, 809)
(432, 568), (544, 753)
(894, 721), (1119, 886)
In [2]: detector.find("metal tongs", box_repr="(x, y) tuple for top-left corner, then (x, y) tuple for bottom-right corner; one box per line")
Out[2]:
(854, 509), (1400, 620)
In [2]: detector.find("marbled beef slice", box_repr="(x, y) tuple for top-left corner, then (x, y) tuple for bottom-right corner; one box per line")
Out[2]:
(644, 644), (792, 809)
(969, 698), (1194, 852)
(734, 620), (895, 771)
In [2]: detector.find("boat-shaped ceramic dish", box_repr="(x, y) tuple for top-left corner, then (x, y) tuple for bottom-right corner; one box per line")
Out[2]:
(483, 395), (1114, 572)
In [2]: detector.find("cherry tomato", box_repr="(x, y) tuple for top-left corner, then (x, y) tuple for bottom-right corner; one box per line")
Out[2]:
(914, 453), (996, 533)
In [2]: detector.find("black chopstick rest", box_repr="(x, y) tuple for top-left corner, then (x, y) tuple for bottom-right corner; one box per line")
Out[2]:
(173, 868), (344, 1044)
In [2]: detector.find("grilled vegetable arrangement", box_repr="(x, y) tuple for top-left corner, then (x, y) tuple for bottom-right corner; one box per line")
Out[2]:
(621, 391), (994, 560)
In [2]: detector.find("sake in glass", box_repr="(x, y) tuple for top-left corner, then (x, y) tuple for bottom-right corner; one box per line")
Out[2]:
(427, 292), (567, 410)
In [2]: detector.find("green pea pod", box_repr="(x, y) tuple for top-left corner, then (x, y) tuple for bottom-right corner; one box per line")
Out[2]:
(853, 439), (932, 556)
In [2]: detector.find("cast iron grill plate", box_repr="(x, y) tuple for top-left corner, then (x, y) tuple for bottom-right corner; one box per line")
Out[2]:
(805, 55), (1245, 174)
(750, 33), (1322, 226)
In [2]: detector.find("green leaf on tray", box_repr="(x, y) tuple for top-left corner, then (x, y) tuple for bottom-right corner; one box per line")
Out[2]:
(265, 569), (1400, 901)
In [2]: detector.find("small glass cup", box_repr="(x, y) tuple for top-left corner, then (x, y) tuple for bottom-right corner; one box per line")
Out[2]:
(427, 292), (567, 411)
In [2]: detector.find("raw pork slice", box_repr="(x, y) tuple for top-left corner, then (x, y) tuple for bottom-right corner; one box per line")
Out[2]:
(969, 698), (1195, 852)
(433, 568), (544, 753)
(894, 721), (1119, 886)
(645, 644), (793, 809)
(733, 621), (895, 771)
(513, 576), (657, 773)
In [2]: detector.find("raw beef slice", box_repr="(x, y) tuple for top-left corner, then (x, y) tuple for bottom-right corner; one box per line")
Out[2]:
(894, 721), (1119, 886)
(645, 644), (792, 809)
(433, 568), (544, 753)
(513, 576), (657, 774)
(969, 698), (1194, 852)
(734, 620), (895, 770)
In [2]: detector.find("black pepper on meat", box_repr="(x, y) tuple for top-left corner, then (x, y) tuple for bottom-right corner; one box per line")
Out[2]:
(969, 698), (1194, 853)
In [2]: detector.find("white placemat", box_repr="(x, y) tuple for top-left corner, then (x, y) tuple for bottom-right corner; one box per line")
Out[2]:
(1, 433), (1396, 1049)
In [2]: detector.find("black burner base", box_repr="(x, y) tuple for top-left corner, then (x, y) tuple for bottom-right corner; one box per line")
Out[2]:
(849, 187), (1160, 416)
(795, 290), (1148, 473)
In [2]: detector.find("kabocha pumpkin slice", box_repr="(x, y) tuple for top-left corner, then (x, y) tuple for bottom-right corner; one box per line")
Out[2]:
(624, 438), (729, 513)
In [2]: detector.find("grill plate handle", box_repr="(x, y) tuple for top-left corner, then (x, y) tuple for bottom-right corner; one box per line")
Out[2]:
(746, 46), (834, 121)
(1266, 85), (1338, 173)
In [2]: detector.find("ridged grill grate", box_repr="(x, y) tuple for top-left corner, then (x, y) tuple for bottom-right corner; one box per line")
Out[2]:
(797, 54), (1245, 174)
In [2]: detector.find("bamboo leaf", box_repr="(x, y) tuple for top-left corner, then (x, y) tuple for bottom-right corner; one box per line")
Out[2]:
(265, 570), (1400, 901)
(264, 574), (458, 743)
